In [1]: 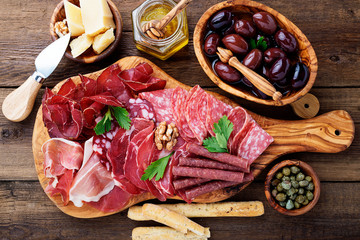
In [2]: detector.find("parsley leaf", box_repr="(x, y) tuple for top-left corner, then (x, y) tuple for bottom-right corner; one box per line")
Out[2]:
(94, 106), (131, 135)
(250, 39), (257, 50)
(249, 36), (268, 51)
(203, 115), (234, 153)
(141, 152), (174, 181)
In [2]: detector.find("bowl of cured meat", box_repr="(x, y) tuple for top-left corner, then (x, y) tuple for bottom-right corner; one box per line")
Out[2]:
(193, 0), (318, 106)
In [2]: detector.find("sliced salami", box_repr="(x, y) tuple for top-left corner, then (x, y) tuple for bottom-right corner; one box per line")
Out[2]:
(184, 180), (238, 200)
(197, 92), (208, 130)
(178, 157), (245, 172)
(173, 177), (210, 190)
(126, 98), (156, 121)
(206, 94), (233, 136)
(139, 89), (175, 124)
(173, 166), (244, 182)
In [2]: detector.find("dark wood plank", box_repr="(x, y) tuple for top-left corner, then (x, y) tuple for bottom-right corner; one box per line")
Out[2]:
(0, 181), (359, 240)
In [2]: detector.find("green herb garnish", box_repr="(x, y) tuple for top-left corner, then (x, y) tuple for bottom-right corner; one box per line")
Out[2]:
(94, 106), (131, 135)
(141, 152), (174, 181)
(203, 115), (234, 153)
(250, 36), (268, 51)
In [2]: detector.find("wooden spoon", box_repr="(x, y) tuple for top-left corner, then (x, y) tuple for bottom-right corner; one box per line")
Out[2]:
(142, 0), (192, 40)
(217, 47), (282, 102)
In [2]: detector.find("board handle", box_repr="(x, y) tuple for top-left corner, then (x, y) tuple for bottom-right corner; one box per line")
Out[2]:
(264, 110), (355, 154)
(290, 93), (320, 119)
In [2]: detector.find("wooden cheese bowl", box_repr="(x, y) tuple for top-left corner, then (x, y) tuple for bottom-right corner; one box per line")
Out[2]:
(50, 0), (122, 63)
(193, 0), (318, 106)
(32, 56), (353, 218)
(265, 160), (320, 216)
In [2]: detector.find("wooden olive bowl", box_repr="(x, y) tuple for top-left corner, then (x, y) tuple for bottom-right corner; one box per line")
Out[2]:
(265, 160), (320, 216)
(50, 0), (122, 63)
(193, 0), (318, 106)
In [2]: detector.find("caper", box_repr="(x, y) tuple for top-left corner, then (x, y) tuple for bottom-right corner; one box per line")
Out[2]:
(290, 176), (296, 181)
(279, 201), (286, 207)
(286, 200), (294, 210)
(306, 182), (314, 191)
(290, 166), (300, 174)
(289, 193), (297, 201)
(299, 180), (309, 187)
(305, 176), (312, 182)
(295, 188), (299, 193)
(272, 189), (278, 198)
(298, 188), (305, 195)
(272, 179), (280, 186)
(282, 176), (290, 182)
(282, 167), (291, 176)
(295, 195), (305, 204)
(276, 193), (286, 202)
(277, 184), (283, 192)
(303, 198), (309, 205)
(296, 172), (305, 181)
(291, 180), (299, 189)
(287, 187), (296, 196)
(281, 181), (291, 190)
(306, 191), (314, 201)
(294, 201), (300, 209)
(276, 172), (283, 180)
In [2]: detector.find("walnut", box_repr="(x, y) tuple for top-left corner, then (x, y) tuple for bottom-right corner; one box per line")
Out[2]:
(54, 19), (69, 37)
(155, 122), (179, 151)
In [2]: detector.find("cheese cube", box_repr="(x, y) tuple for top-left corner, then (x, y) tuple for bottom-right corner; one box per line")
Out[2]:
(64, 0), (85, 37)
(69, 34), (94, 58)
(80, 0), (116, 37)
(92, 28), (115, 54)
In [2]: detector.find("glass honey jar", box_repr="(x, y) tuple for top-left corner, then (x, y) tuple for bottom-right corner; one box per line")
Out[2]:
(131, 0), (189, 60)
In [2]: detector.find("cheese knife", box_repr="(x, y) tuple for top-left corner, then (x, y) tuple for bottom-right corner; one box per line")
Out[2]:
(2, 33), (71, 122)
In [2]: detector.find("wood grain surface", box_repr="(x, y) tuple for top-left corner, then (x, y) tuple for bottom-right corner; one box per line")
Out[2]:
(1, 0), (360, 239)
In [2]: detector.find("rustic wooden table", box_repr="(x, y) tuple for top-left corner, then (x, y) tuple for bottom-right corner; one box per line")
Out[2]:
(0, 0), (359, 239)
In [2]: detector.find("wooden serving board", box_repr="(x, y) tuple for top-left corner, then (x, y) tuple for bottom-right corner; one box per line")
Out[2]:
(32, 56), (355, 218)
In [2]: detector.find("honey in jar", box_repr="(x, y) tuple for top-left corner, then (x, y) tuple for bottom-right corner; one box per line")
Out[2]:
(132, 0), (189, 60)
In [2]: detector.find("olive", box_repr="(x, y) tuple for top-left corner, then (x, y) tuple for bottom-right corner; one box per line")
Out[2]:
(275, 172), (283, 180)
(214, 61), (242, 83)
(251, 87), (269, 99)
(260, 65), (270, 78)
(282, 167), (291, 176)
(296, 172), (305, 181)
(204, 33), (220, 56)
(222, 18), (236, 36)
(294, 201), (301, 209)
(269, 57), (291, 82)
(264, 48), (286, 65)
(272, 189), (278, 198)
(242, 77), (253, 88)
(290, 166), (300, 174)
(209, 10), (232, 31)
(272, 179), (281, 186)
(305, 176), (312, 182)
(243, 49), (263, 70)
(291, 62), (310, 89)
(276, 193), (286, 202)
(286, 200), (294, 210)
(222, 34), (249, 55)
(306, 182), (314, 191)
(234, 19), (256, 38)
(299, 180), (309, 187)
(306, 191), (314, 201)
(253, 12), (277, 35)
(281, 180), (291, 190)
(275, 29), (298, 53)
(298, 188), (305, 195)
(291, 180), (299, 189)
(295, 195), (305, 204)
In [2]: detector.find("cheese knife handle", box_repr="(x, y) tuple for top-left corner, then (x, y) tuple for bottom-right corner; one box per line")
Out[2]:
(2, 72), (43, 122)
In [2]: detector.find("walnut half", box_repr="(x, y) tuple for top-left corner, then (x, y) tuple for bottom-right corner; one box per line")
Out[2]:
(54, 19), (69, 37)
(155, 122), (179, 151)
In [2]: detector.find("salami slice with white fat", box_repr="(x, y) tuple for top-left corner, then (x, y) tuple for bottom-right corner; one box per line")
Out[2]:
(139, 89), (175, 124)
(206, 94), (233, 136)
(184, 180), (238, 200)
(126, 98), (156, 121)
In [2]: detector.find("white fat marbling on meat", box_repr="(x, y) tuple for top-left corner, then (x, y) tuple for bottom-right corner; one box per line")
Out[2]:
(129, 98), (135, 104)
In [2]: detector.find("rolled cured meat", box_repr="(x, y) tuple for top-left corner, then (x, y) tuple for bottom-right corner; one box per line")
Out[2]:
(172, 166), (244, 183)
(179, 157), (244, 172)
(173, 177), (211, 190)
(186, 144), (249, 172)
(185, 181), (238, 200)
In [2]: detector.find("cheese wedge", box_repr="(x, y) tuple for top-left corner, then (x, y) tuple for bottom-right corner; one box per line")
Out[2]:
(92, 28), (115, 54)
(70, 34), (94, 58)
(80, 0), (116, 37)
(64, 0), (85, 37)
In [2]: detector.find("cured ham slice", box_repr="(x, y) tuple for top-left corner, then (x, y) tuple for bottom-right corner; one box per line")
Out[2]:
(126, 98), (156, 121)
(69, 138), (115, 207)
(42, 89), (83, 140)
(171, 87), (196, 142)
(185, 86), (208, 143)
(45, 169), (74, 205)
(88, 186), (133, 213)
(139, 89), (175, 124)
(205, 94), (232, 136)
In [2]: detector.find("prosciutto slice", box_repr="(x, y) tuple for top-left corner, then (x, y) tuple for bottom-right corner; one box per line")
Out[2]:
(69, 138), (115, 207)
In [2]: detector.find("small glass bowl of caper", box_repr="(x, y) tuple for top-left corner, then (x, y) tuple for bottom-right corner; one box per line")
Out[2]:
(265, 160), (320, 216)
